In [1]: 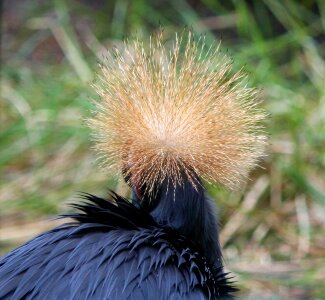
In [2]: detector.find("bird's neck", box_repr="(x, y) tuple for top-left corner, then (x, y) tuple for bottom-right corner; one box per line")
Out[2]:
(133, 180), (223, 267)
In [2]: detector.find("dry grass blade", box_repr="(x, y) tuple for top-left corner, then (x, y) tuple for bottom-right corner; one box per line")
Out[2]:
(0, 219), (69, 243)
(295, 194), (311, 256)
(221, 175), (270, 244)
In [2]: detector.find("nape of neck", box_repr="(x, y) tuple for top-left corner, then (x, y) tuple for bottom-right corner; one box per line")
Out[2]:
(133, 179), (223, 268)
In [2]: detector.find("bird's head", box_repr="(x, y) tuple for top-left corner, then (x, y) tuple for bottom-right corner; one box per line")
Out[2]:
(88, 32), (267, 204)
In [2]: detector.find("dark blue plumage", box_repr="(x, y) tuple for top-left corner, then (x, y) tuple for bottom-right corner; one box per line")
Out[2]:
(0, 180), (237, 299)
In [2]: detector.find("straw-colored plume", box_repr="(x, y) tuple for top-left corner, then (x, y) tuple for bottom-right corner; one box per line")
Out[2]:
(89, 32), (267, 193)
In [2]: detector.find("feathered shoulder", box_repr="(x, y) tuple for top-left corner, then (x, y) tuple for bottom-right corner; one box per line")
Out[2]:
(0, 193), (237, 299)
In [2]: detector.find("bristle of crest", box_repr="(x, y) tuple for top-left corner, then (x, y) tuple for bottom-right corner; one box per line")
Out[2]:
(88, 32), (267, 193)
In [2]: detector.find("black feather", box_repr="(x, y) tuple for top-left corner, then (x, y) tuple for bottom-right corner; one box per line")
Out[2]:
(0, 191), (237, 299)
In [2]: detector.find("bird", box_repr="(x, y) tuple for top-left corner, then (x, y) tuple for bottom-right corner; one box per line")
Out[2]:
(0, 32), (266, 300)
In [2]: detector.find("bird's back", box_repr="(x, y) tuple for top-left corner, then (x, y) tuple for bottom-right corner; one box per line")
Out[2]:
(0, 193), (234, 300)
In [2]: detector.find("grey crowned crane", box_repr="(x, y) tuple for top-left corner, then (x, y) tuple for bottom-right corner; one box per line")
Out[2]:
(0, 33), (266, 300)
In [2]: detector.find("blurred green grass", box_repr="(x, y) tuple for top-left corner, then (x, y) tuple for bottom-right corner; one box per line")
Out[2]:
(1, 0), (325, 299)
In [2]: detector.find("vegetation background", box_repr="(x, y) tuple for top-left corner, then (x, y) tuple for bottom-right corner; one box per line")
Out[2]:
(1, 0), (324, 299)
